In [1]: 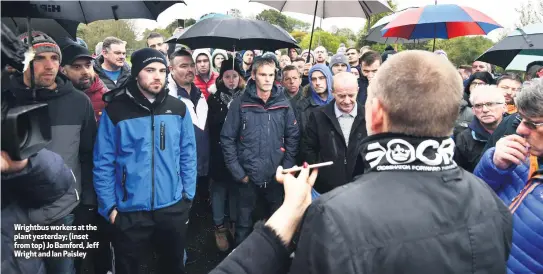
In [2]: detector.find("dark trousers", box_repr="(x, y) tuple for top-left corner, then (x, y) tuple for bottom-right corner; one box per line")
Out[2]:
(235, 181), (283, 246)
(73, 205), (113, 274)
(112, 199), (191, 274)
(44, 213), (75, 274)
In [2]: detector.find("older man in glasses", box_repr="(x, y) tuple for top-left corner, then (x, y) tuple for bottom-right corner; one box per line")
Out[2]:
(454, 85), (506, 172)
(474, 77), (543, 274)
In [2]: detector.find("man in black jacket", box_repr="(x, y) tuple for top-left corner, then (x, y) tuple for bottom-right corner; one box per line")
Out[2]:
(9, 31), (96, 273)
(301, 72), (367, 193)
(291, 50), (512, 273)
(93, 37), (131, 90)
(221, 56), (299, 246)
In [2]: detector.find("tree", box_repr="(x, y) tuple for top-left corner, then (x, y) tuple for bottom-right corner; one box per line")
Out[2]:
(428, 37), (495, 67)
(256, 9), (291, 32)
(335, 28), (356, 41)
(516, 0), (542, 27)
(299, 30), (347, 52)
(165, 18), (197, 35)
(356, 0), (397, 48)
(77, 19), (137, 53)
(287, 17), (311, 32)
(290, 30), (308, 43)
(228, 8), (242, 18)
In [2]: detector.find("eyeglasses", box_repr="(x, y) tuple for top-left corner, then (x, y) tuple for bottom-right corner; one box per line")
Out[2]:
(472, 102), (503, 110)
(516, 116), (543, 130)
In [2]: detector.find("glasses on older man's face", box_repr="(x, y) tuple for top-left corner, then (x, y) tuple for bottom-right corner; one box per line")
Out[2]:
(470, 81), (486, 87)
(473, 102), (503, 110)
(516, 116), (543, 130)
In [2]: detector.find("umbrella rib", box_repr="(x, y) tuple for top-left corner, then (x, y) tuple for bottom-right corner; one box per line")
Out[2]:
(279, 1), (287, 12)
(78, 1), (88, 24)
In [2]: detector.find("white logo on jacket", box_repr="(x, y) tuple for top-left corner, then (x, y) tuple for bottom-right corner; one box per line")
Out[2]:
(365, 138), (456, 171)
(167, 74), (208, 130)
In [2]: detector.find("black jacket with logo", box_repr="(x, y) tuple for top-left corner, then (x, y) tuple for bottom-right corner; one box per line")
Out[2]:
(300, 101), (367, 193)
(292, 133), (512, 273)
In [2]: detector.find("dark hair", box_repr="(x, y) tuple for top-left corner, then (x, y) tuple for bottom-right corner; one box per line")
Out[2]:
(252, 56), (276, 75)
(464, 71), (495, 95)
(102, 37), (124, 52)
(282, 65), (300, 77)
(346, 47), (358, 53)
(292, 57), (305, 63)
(526, 60), (543, 72)
(496, 73), (522, 85)
(169, 49), (192, 65)
(360, 50), (382, 66)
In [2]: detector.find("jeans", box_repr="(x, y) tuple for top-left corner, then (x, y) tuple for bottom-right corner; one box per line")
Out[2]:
(44, 213), (75, 274)
(211, 180), (239, 226)
(235, 181), (283, 246)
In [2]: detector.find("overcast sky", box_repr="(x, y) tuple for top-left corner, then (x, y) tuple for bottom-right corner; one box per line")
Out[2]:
(133, 0), (533, 41)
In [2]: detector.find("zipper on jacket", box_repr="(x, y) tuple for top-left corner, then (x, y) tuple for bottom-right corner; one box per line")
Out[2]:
(160, 121), (165, 150)
(151, 111), (155, 210)
(268, 113), (271, 135)
(122, 167), (128, 202)
(331, 131), (338, 157)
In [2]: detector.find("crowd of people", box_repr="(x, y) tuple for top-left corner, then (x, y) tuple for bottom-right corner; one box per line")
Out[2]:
(1, 23), (542, 274)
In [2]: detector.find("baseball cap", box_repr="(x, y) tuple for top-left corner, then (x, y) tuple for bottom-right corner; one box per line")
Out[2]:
(61, 43), (93, 66)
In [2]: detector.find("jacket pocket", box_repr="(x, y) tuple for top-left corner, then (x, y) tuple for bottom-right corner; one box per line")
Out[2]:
(160, 121), (166, 150)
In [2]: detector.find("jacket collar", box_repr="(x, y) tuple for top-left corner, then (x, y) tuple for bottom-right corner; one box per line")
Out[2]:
(10, 73), (74, 102)
(323, 100), (365, 146)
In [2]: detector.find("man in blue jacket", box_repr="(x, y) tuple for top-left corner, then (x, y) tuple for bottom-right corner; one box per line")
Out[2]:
(221, 56), (300, 246)
(93, 48), (197, 274)
(474, 77), (543, 274)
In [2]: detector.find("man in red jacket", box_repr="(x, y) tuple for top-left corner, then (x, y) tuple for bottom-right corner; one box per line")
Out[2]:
(192, 49), (219, 99)
(61, 42), (109, 123)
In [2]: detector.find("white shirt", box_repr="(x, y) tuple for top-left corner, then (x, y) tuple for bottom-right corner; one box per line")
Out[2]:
(334, 103), (357, 146)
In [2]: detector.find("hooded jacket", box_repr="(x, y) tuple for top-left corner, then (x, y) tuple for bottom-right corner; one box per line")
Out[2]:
(475, 149), (543, 274)
(211, 49), (229, 73)
(83, 74), (109, 123)
(220, 80), (299, 185)
(93, 79), (197, 220)
(307, 64), (333, 106)
(453, 99), (474, 140)
(2, 149), (78, 274)
(193, 49), (219, 99)
(167, 73), (210, 177)
(93, 55), (131, 91)
(9, 73), (97, 206)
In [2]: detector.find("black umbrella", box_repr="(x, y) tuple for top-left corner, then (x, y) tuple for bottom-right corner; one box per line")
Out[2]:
(166, 17), (299, 51)
(477, 23), (543, 70)
(1, 1), (184, 24)
(2, 17), (78, 41)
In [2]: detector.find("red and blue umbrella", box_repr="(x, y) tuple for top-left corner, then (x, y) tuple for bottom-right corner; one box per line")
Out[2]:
(381, 4), (502, 50)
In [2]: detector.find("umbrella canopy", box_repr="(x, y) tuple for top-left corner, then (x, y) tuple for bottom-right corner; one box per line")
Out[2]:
(166, 17), (299, 51)
(198, 13), (231, 22)
(477, 23), (543, 70)
(1, 1), (184, 24)
(366, 7), (429, 44)
(2, 17), (78, 41)
(250, 0), (392, 19)
(381, 4), (502, 40)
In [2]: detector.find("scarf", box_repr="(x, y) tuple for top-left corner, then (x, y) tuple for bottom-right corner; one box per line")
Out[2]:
(506, 104), (517, 114)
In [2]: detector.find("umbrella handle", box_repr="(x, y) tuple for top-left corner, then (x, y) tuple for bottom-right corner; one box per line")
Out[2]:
(307, 0), (319, 63)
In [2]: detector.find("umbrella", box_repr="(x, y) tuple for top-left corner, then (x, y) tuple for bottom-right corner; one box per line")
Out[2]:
(366, 7), (429, 44)
(1, 1), (184, 24)
(197, 13), (231, 22)
(166, 17), (299, 51)
(251, 0), (392, 62)
(2, 17), (78, 41)
(381, 4), (502, 51)
(477, 23), (543, 71)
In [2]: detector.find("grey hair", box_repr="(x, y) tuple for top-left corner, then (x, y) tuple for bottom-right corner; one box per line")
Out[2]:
(515, 77), (543, 118)
(95, 42), (103, 56)
(469, 85), (505, 106)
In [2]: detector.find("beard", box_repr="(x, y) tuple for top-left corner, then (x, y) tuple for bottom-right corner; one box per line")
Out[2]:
(140, 81), (164, 96)
(74, 76), (94, 90)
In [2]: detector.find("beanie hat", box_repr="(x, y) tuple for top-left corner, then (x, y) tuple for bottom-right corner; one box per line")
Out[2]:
(240, 50), (254, 59)
(219, 56), (243, 80)
(329, 53), (351, 72)
(130, 48), (167, 78)
(18, 31), (62, 63)
(261, 52), (279, 68)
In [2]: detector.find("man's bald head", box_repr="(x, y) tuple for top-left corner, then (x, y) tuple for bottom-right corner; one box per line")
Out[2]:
(333, 72), (359, 113)
(366, 50), (463, 137)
